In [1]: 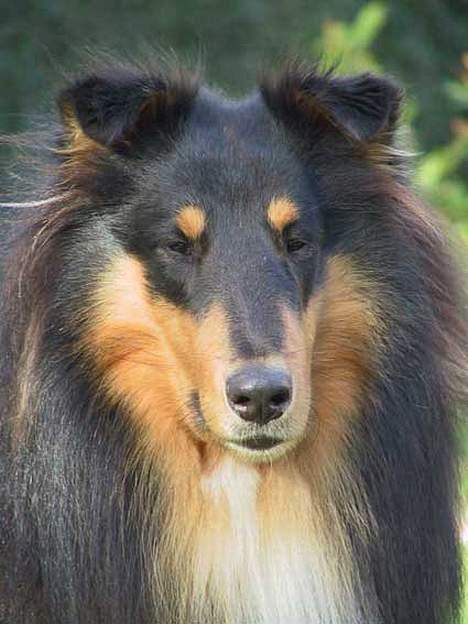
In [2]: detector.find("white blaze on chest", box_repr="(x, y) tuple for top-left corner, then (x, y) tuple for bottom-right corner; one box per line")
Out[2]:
(194, 456), (361, 624)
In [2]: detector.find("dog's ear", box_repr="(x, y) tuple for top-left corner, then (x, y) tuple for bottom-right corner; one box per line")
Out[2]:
(58, 64), (197, 151)
(260, 64), (402, 143)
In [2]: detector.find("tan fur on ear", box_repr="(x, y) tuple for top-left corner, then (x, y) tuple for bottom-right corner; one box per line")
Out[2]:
(56, 104), (107, 173)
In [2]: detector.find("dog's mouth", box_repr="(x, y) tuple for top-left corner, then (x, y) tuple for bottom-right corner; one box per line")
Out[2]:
(231, 436), (283, 450)
(191, 385), (310, 463)
(222, 435), (299, 463)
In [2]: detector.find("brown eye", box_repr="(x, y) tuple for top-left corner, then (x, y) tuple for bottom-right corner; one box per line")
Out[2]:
(285, 237), (307, 253)
(167, 240), (193, 256)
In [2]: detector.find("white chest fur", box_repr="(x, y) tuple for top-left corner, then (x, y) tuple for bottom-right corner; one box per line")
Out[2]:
(193, 457), (362, 624)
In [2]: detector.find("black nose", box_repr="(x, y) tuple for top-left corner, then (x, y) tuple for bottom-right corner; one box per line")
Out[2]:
(226, 365), (292, 425)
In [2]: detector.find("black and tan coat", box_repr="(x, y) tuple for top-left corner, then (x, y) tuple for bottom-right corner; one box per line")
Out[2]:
(0, 58), (466, 624)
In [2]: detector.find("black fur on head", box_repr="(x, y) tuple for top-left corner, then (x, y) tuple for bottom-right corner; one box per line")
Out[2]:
(0, 56), (466, 624)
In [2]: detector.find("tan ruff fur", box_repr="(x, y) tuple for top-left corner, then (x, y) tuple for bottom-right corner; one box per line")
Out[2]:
(176, 205), (207, 240)
(267, 196), (299, 233)
(82, 254), (202, 465)
(306, 254), (383, 462)
(82, 252), (382, 623)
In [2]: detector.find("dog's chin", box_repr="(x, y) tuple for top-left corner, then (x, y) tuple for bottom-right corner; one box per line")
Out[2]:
(222, 436), (299, 464)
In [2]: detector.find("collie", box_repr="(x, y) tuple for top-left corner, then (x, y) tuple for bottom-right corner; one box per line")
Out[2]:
(0, 58), (466, 623)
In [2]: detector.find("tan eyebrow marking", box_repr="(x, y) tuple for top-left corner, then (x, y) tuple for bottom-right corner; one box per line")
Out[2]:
(175, 205), (207, 240)
(267, 197), (299, 233)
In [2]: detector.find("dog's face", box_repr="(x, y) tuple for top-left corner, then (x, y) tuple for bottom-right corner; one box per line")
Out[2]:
(125, 100), (323, 461)
(63, 64), (399, 463)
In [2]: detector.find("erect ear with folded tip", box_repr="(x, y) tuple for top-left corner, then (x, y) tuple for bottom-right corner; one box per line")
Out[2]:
(58, 64), (198, 153)
(260, 64), (403, 143)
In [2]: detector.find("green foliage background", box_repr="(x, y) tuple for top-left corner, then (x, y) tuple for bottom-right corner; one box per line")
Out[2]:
(1, 1), (467, 618)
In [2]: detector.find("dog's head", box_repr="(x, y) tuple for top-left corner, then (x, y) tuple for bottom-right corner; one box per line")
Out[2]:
(61, 62), (399, 463)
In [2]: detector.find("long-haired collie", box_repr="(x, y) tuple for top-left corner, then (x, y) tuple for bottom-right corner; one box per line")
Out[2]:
(0, 57), (466, 624)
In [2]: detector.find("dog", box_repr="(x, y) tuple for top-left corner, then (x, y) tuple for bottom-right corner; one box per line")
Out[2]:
(0, 58), (466, 623)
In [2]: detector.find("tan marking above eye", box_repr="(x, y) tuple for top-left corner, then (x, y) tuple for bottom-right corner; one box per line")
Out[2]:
(176, 205), (207, 240)
(267, 197), (299, 234)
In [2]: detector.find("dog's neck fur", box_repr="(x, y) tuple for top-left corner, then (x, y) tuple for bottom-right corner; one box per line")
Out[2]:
(156, 453), (373, 624)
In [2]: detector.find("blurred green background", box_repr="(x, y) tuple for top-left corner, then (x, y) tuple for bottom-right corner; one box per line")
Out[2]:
(1, 0), (467, 617)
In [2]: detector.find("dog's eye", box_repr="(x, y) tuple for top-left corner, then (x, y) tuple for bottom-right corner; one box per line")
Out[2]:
(167, 240), (193, 256)
(285, 237), (307, 254)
